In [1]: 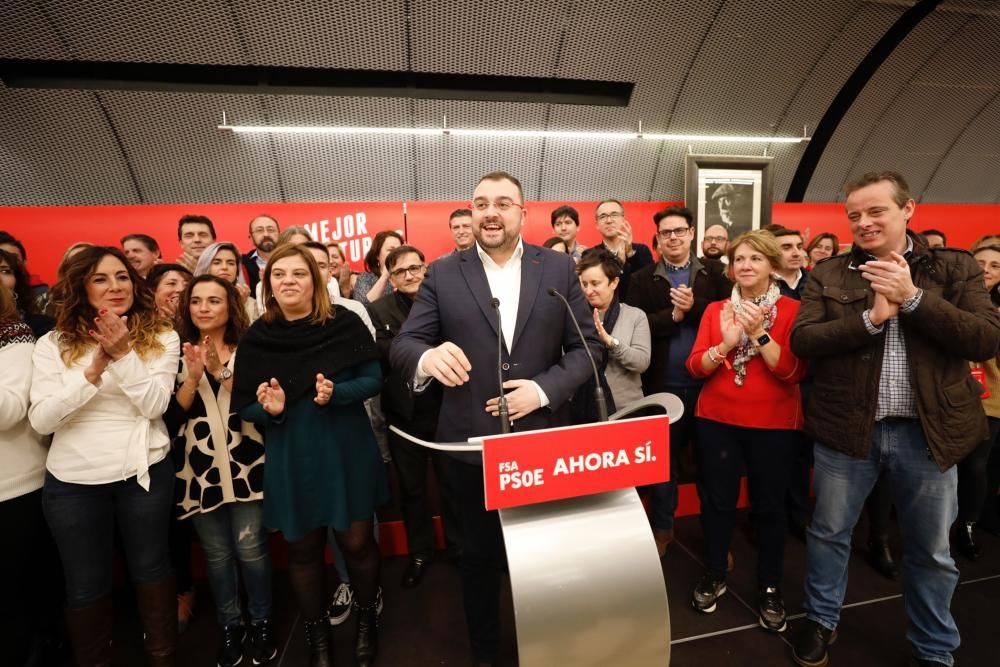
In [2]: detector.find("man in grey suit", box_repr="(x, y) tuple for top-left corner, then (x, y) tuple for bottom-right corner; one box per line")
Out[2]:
(391, 171), (599, 666)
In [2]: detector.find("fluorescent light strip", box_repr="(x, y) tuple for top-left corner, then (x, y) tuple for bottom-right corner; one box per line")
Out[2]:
(218, 124), (808, 143)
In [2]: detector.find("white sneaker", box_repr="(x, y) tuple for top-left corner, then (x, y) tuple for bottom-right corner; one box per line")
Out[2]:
(326, 583), (353, 626)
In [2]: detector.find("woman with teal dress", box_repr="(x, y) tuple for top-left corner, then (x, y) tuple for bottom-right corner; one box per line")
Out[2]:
(231, 244), (387, 667)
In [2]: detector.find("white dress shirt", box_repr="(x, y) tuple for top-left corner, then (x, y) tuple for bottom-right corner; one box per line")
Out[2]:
(415, 239), (549, 408)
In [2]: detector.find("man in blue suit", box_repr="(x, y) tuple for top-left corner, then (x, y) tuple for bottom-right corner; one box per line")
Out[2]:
(391, 171), (599, 666)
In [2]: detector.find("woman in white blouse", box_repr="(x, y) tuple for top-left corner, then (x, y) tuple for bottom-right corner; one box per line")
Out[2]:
(0, 285), (53, 665)
(29, 246), (180, 667)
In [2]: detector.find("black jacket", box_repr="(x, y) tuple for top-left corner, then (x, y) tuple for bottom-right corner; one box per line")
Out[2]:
(369, 291), (441, 436)
(625, 256), (731, 394)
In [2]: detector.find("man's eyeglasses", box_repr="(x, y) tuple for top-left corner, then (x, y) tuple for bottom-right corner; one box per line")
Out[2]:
(471, 198), (522, 213)
(389, 263), (427, 279)
(703, 235), (727, 243)
(657, 227), (691, 239)
(597, 211), (625, 222)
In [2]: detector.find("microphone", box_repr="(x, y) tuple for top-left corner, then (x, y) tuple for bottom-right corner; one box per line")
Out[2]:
(490, 298), (511, 433)
(547, 287), (608, 422)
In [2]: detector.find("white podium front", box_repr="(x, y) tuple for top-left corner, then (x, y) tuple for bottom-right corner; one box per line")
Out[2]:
(390, 393), (682, 666)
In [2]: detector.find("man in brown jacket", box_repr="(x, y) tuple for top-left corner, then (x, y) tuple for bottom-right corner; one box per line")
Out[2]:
(789, 171), (1000, 667)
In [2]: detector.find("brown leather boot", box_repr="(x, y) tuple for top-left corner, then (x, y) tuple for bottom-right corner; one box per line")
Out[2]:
(135, 576), (178, 666)
(65, 597), (113, 667)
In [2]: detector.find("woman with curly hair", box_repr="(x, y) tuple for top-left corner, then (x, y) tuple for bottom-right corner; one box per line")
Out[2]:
(29, 246), (180, 666)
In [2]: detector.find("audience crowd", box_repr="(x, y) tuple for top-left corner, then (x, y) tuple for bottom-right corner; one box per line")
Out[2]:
(1, 169), (998, 667)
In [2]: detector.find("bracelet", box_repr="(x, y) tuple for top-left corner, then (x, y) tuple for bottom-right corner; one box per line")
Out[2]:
(707, 346), (725, 364)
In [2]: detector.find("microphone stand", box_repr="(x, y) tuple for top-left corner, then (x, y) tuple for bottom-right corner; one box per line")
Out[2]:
(547, 287), (609, 422)
(491, 298), (511, 433)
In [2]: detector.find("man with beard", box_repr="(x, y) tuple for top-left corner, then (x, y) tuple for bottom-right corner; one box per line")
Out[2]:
(391, 171), (598, 666)
(242, 214), (280, 294)
(701, 224), (729, 263)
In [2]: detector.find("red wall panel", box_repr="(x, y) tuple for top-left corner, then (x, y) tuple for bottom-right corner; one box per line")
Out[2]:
(2, 200), (997, 286)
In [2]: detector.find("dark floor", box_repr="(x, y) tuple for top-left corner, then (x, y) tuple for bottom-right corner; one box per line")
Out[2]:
(103, 510), (999, 667)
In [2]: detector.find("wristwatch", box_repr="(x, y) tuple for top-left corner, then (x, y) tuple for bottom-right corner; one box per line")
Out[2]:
(214, 367), (233, 383)
(755, 333), (771, 347)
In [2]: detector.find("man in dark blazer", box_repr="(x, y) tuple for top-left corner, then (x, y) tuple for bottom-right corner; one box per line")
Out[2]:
(369, 243), (463, 589)
(390, 171), (599, 666)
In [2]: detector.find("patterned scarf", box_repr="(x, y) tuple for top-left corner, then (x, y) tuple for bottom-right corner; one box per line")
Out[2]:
(729, 281), (780, 386)
(0, 318), (35, 349)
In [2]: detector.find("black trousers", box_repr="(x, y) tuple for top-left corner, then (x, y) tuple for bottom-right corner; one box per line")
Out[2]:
(0, 489), (64, 664)
(388, 427), (463, 559)
(695, 418), (798, 587)
(442, 456), (505, 663)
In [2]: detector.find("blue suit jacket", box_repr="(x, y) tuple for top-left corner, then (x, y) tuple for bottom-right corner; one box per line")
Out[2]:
(390, 243), (600, 464)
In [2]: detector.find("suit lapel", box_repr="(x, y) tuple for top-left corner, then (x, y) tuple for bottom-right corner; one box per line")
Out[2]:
(459, 249), (501, 340)
(511, 245), (542, 352)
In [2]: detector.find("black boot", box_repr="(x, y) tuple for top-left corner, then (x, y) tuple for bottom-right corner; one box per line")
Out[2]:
(354, 601), (379, 667)
(955, 522), (983, 561)
(867, 538), (898, 580)
(304, 618), (333, 667)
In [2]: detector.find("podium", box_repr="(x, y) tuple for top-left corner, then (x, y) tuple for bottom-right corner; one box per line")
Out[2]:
(390, 393), (682, 666)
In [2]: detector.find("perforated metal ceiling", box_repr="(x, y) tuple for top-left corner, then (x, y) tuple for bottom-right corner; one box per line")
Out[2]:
(0, 1), (997, 205)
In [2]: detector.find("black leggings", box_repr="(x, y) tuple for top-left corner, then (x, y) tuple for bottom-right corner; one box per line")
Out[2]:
(286, 520), (380, 621)
(959, 416), (1000, 525)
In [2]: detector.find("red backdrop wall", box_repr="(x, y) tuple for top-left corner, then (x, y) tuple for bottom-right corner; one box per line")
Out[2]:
(1, 200), (997, 285)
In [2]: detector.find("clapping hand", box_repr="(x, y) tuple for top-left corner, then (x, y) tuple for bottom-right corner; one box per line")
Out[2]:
(182, 342), (205, 381)
(720, 302), (743, 349)
(735, 301), (766, 338)
(859, 252), (917, 304)
(257, 378), (286, 416)
(315, 373), (334, 405)
(90, 309), (130, 360)
(593, 308), (615, 347)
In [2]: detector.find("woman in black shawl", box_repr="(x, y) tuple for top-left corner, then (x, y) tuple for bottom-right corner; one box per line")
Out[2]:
(232, 244), (386, 667)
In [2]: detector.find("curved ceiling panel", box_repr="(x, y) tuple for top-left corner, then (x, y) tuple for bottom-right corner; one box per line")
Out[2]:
(0, 1), (995, 205)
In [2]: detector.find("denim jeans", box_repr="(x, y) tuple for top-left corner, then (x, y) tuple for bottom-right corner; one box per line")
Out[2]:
(43, 458), (174, 608)
(191, 501), (272, 627)
(804, 420), (960, 665)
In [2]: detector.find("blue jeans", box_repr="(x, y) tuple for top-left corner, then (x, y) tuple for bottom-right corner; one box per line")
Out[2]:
(804, 420), (960, 665)
(43, 458), (174, 608)
(191, 501), (272, 627)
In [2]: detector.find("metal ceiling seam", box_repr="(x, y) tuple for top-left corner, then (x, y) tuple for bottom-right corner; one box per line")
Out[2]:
(921, 89), (1000, 202)
(766, 3), (863, 155)
(835, 12), (972, 202)
(647, 0), (727, 202)
(92, 90), (145, 203)
(538, 0), (575, 200)
(786, 0), (945, 202)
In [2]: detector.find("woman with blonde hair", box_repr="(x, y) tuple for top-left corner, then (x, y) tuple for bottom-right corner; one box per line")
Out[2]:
(232, 244), (387, 666)
(29, 246), (180, 666)
(685, 230), (806, 633)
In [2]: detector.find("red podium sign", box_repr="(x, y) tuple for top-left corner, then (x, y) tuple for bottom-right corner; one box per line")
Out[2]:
(480, 415), (670, 511)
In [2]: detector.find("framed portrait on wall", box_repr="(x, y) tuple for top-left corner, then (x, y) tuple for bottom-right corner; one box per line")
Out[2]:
(685, 155), (774, 247)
